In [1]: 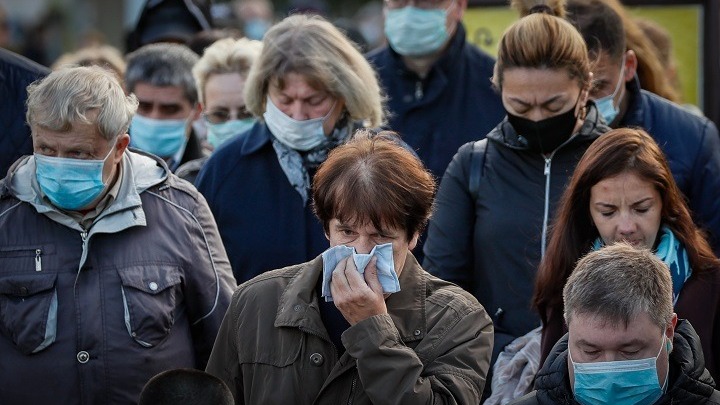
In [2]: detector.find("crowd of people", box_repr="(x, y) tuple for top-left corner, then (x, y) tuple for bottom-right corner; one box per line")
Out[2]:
(1, 0), (719, 404)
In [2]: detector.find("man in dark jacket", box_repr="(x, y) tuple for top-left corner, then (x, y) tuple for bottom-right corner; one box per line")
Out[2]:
(510, 243), (720, 405)
(125, 43), (207, 172)
(366, 0), (505, 181)
(566, 0), (720, 254)
(0, 48), (49, 176)
(0, 66), (235, 404)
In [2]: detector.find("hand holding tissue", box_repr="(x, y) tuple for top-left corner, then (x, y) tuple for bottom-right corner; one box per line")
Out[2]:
(321, 243), (400, 302)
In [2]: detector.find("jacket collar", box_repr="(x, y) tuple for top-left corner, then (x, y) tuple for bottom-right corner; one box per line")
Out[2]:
(618, 75), (645, 128)
(274, 251), (428, 343)
(4, 149), (167, 233)
(487, 102), (608, 151)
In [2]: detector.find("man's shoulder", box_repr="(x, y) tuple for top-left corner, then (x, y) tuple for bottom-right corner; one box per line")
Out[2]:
(423, 269), (484, 316)
(639, 90), (715, 134)
(233, 264), (306, 301)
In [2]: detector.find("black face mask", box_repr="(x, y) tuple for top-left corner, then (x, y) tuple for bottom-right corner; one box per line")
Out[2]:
(506, 105), (579, 154)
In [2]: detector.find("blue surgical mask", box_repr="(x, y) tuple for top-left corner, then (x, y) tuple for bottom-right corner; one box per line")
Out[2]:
(244, 18), (271, 40)
(130, 114), (187, 158)
(321, 243), (399, 302)
(263, 96), (334, 151)
(571, 335), (668, 405)
(35, 142), (116, 211)
(207, 118), (255, 150)
(595, 58), (626, 125)
(384, 3), (451, 57)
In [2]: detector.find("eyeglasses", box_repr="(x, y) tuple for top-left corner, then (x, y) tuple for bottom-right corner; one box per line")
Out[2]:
(384, 0), (450, 10)
(203, 108), (253, 125)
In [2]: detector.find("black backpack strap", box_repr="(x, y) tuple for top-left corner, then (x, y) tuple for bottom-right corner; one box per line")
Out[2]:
(468, 140), (487, 199)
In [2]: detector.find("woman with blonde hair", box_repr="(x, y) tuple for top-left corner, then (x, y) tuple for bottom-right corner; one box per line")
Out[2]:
(196, 14), (385, 284)
(176, 37), (262, 183)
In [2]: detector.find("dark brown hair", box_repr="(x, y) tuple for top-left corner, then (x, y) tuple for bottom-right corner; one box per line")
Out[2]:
(312, 130), (436, 242)
(534, 128), (720, 312)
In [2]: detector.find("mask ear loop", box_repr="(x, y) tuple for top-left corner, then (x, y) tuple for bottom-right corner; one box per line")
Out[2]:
(660, 335), (671, 392)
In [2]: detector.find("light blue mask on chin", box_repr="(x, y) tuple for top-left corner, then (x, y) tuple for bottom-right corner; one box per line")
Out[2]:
(207, 118), (255, 150)
(130, 114), (187, 158)
(321, 243), (400, 302)
(571, 335), (668, 405)
(595, 58), (626, 125)
(35, 143), (115, 211)
(384, 5), (450, 57)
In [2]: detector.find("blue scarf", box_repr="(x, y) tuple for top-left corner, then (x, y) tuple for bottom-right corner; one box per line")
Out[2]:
(592, 225), (692, 305)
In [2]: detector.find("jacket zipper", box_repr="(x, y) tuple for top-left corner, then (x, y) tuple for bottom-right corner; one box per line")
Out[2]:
(347, 375), (357, 405)
(35, 249), (42, 271)
(541, 155), (554, 258)
(415, 81), (423, 100)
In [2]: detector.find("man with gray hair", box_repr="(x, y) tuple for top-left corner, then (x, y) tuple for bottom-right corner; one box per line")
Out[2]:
(511, 243), (720, 405)
(125, 42), (207, 172)
(0, 66), (235, 404)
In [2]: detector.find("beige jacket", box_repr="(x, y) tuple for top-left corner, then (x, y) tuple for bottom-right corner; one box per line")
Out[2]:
(206, 252), (494, 404)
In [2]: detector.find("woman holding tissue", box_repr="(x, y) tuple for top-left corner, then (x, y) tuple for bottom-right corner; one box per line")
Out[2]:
(206, 131), (495, 404)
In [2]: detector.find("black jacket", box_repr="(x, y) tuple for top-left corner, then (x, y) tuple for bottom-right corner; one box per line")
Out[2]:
(0, 48), (49, 177)
(510, 320), (720, 405)
(424, 105), (608, 362)
(620, 77), (720, 254)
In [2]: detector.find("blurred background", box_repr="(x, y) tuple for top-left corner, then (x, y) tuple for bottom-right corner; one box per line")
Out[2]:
(0, 0), (717, 123)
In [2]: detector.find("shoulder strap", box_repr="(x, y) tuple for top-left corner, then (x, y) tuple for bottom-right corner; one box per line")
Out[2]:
(468, 140), (487, 199)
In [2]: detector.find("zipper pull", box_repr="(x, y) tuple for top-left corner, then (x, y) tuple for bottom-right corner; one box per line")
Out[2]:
(415, 81), (423, 100)
(544, 159), (551, 176)
(35, 249), (42, 272)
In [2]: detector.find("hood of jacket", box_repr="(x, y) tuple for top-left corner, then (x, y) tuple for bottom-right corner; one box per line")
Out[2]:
(487, 102), (607, 152)
(1, 148), (168, 232)
(533, 319), (719, 405)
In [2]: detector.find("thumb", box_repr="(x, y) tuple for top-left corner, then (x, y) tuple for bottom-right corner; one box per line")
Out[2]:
(364, 256), (384, 295)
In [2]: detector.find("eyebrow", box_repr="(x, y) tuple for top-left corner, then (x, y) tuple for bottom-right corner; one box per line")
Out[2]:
(576, 338), (646, 348)
(507, 94), (564, 107)
(593, 197), (654, 208)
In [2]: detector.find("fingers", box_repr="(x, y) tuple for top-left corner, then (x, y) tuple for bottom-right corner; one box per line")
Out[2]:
(363, 256), (384, 295)
(330, 257), (352, 298)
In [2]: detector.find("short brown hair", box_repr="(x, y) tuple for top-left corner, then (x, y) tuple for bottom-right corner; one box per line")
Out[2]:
(564, 242), (673, 330)
(312, 130), (435, 241)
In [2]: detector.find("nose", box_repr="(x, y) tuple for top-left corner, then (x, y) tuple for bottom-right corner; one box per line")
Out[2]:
(617, 213), (637, 237)
(287, 101), (308, 121)
(354, 237), (374, 255)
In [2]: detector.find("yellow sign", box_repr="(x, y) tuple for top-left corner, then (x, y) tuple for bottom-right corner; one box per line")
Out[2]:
(464, 5), (702, 105)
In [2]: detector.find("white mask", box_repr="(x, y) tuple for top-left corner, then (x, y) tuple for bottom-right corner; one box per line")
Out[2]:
(263, 96), (335, 151)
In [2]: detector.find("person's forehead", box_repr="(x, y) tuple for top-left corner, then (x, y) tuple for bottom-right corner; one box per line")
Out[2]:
(33, 122), (104, 148)
(569, 311), (661, 346)
(592, 51), (623, 79)
(133, 82), (191, 105)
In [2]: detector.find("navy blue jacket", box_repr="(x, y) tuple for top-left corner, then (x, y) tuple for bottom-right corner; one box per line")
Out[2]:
(621, 77), (720, 254)
(0, 48), (49, 177)
(195, 122), (328, 284)
(367, 23), (505, 180)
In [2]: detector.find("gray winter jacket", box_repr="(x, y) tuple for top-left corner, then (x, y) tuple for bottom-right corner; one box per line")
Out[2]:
(0, 150), (235, 404)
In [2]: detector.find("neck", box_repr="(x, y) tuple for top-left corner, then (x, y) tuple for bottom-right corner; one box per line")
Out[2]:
(402, 53), (441, 79)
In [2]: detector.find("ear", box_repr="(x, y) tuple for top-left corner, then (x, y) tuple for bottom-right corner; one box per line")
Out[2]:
(623, 50), (638, 83)
(408, 232), (420, 251)
(113, 134), (131, 165)
(455, 0), (468, 18)
(665, 313), (678, 349)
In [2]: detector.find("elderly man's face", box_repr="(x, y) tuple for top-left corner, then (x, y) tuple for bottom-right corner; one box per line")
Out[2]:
(133, 82), (196, 120)
(326, 219), (418, 277)
(567, 311), (677, 393)
(32, 119), (128, 185)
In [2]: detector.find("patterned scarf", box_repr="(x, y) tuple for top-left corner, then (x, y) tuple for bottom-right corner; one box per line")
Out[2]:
(271, 118), (354, 206)
(591, 225), (692, 305)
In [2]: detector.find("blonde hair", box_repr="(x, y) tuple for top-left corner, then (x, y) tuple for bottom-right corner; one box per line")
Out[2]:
(52, 45), (127, 82)
(27, 66), (138, 140)
(244, 14), (385, 127)
(192, 37), (263, 105)
(493, 0), (590, 91)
